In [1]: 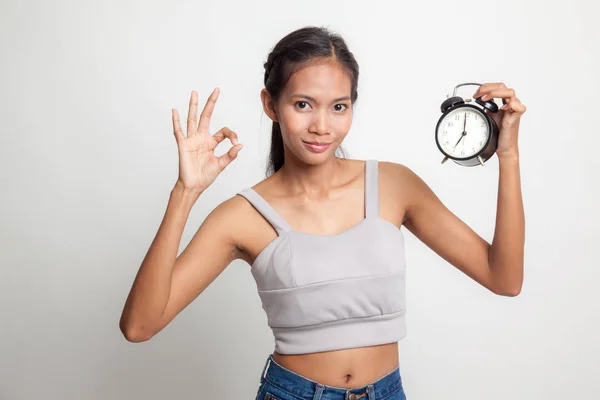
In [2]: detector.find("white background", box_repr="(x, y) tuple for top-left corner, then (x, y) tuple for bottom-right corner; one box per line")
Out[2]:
(1, 0), (598, 399)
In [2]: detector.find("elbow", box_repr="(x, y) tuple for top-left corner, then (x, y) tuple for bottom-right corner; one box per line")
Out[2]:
(119, 318), (155, 343)
(488, 262), (524, 297)
(497, 286), (522, 297)
(491, 282), (523, 297)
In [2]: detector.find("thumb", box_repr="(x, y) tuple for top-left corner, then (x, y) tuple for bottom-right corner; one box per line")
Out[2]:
(217, 143), (243, 169)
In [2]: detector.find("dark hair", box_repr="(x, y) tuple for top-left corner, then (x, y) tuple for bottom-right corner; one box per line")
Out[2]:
(263, 26), (359, 176)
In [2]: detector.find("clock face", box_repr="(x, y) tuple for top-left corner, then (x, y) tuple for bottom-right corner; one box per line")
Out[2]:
(436, 106), (490, 159)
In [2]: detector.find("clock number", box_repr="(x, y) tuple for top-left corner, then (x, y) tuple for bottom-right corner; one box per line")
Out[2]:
(455, 114), (460, 120)
(448, 121), (453, 127)
(460, 149), (465, 156)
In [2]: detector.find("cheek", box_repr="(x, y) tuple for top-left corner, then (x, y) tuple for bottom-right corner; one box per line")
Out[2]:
(330, 111), (353, 134)
(279, 109), (308, 133)
(337, 113), (353, 130)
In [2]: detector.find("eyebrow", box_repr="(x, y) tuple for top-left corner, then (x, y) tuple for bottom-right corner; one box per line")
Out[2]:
(290, 94), (351, 103)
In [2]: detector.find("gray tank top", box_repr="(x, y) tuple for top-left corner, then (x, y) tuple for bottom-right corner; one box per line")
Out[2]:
(237, 160), (407, 354)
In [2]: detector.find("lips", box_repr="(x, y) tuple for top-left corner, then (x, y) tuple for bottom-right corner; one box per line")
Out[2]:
(302, 140), (331, 153)
(303, 140), (331, 145)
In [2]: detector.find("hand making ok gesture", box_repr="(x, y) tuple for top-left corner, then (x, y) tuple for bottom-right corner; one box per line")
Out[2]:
(172, 88), (243, 193)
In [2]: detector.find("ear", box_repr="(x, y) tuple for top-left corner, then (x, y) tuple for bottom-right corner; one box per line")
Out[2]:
(260, 88), (279, 123)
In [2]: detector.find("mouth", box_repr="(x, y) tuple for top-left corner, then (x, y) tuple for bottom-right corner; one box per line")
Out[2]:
(302, 140), (331, 145)
(302, 140), (332, 153)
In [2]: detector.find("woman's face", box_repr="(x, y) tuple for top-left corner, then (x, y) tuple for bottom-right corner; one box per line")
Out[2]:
(262, 61), (354, 163)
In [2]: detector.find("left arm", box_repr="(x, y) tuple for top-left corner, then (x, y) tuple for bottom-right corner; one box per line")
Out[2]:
(488, 154), (524, 296)
(401, 82), (527, 296)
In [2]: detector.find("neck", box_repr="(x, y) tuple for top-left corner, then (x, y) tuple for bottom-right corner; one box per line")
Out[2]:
(277, 156), (347, 197)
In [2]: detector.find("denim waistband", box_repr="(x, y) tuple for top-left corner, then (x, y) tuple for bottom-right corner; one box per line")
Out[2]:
(259, 353), (404, 400)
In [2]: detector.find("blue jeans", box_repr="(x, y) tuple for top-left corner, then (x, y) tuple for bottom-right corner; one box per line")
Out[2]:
(255, 354), (407, 400)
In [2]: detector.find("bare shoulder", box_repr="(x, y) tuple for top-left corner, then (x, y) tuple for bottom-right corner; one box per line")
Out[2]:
(379, 160), (420, 182)
(379, 160), (430, 194)
(202, 192), (260, 261)
(212, 180), (294, 265)
(378, 160), (432, 224)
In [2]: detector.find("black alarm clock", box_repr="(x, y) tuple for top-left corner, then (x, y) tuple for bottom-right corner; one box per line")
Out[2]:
(435, 82), (500, 167)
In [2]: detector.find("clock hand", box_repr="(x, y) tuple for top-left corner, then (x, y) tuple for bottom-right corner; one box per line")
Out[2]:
(453, 131), (466, 149)
(453, 112), (469, 150)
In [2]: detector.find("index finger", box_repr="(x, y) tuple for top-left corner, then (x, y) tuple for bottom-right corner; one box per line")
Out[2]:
(198, 87), (220, 134)
(474, 82), (505, 97)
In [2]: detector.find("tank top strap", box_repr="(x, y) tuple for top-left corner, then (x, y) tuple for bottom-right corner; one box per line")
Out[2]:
(365, 159), (379, 218)
(237, 188), (293, 235)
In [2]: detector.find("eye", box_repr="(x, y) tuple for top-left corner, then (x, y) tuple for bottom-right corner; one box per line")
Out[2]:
(295, 101), (310, 109)
(334, 104), (349, 112)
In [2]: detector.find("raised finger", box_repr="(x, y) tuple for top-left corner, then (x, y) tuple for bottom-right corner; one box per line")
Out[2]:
(478, 87), (516, 102)
(473, 82), (506, 98)
(172, 109), (185, 141)
(187, 90), (198, 135)
(198, 87), (220, 134)
(212, 127), (239, 146)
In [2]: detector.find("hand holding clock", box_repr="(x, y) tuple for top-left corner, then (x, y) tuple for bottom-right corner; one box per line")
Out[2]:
(473, 82), (527, 159)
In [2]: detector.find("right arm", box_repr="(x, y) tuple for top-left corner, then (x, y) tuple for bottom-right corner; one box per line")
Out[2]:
(119, 88), (244, 342)
(119, 183), (244, 342)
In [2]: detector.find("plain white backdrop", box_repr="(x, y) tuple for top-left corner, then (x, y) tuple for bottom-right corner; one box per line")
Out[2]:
(1, 0), (598, 398)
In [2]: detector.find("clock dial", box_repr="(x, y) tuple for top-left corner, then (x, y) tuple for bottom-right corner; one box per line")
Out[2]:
(437, 107), (489, 158)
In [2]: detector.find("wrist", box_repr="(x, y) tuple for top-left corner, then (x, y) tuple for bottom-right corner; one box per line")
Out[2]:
(497, 149), (520, 164)
(172, 180), (203, 203)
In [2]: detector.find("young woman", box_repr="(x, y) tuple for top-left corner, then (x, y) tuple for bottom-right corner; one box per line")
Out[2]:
(119, 26), (526, 400)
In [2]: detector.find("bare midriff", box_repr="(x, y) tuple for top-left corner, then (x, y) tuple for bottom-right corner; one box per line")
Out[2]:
(272, 342), (399, 388)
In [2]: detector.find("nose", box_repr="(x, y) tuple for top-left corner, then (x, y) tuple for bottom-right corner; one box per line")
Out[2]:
(309, 110), (330, 135)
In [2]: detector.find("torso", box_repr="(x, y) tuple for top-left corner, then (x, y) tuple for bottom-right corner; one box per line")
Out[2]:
(233, 158), (410, 387)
